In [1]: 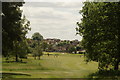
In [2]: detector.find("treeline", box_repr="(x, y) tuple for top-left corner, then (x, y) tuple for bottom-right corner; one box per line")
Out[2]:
(2, 2), (31, 62)
(27, 37), (83, 54)
(77, 2), (120, 70)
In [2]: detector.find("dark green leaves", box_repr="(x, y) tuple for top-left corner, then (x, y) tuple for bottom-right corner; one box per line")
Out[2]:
(77, 2), (120, 70)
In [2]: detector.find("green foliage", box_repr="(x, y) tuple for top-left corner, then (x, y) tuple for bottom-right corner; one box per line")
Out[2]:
(68, 46), (76, 54)
(33, 45), (43, 60)
(77, 2), (120, 70)
(88, 70), (120, 79)
(32, 32), (43, 41)
(17, 40), (29, 59)
(47, 44), (53, 52)
(57, 41), (70, 47)
(76, 46), (81, 51)
(41, 41), (49, 51)
(2, 2), (31, 61)
(32, 32), (43, 60)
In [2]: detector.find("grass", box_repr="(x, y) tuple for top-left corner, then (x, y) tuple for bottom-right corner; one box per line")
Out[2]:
(2, 52), (98, 78)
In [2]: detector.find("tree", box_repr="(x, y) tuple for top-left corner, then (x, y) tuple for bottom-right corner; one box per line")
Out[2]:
(76, 46), (81, 51)
(35, 45), (43, 60)
(32, 32), (43, 41)
(47, 44), (53, 52)
(32, 32), (43, 60)
(68, 46), (76, 54)
(41, 41), (49, 51)
(77, 2), (120, 70)
(2, 2), (31, 61)
(32, 45), (43, 60)
(13, 39), (29, 61)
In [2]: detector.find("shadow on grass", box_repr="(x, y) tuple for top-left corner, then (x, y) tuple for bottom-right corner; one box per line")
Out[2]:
(2, 61), (27, 64)
(87, 70), (120, 80)
(1, 72), (31, 78)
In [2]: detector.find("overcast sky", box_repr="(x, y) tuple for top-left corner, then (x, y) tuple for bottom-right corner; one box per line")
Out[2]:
(22, 2), (83, 41)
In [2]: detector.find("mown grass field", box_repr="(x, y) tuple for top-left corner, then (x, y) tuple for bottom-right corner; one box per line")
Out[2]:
(2, 52), (98, 78)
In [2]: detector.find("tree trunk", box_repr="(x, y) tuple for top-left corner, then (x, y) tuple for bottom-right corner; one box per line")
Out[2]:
(15, 54), (19, 62)
(114, 60), (119, 70)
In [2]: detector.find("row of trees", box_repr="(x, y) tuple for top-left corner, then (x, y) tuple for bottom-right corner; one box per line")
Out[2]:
(2, 2), (31, 62)
(28, 38), (82, 54)
(77, 2), (120, 70)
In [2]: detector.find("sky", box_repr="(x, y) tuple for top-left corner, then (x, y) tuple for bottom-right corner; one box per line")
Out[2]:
(22, 2), (83, 41)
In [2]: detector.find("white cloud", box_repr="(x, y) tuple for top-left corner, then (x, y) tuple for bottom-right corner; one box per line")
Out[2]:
(23, 2), (83, 8)
(23, 2), (83, 41)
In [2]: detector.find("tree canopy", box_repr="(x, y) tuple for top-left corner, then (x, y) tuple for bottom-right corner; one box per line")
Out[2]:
(31, 32), (43, 60)
(32, 32), (43, 41)
(77, 2), (120, 70)
(2, 2), (31, 61)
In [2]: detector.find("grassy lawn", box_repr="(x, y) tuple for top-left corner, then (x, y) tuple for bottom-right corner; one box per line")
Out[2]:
(2, 52), (98, 78)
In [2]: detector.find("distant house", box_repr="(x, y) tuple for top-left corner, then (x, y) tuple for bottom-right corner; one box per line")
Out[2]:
(44, 38), (60, 45)
(77, 49), (86, 54)
(43, 38), (81, 53)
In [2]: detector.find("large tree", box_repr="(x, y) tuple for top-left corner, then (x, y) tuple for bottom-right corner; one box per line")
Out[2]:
(2, 2), (30, 61)
(77, 2), (120, 70)
(32, 32), (43, 60)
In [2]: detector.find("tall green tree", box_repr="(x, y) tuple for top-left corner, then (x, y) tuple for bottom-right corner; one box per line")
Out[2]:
(2, 2), (30, 61)
(32, 32), (43, 60)
(77, 2), (120, 70)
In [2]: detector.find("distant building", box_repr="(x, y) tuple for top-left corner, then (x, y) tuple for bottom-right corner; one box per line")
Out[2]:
(77, 49), (86, 54)
(28, 38), (82, 53)
(44, 38), (60, 45)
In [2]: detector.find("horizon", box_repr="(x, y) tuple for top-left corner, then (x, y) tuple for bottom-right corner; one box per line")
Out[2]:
(28, 37), (81, 41)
